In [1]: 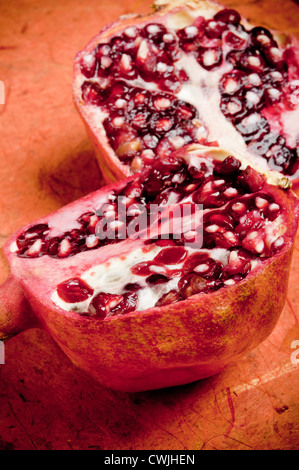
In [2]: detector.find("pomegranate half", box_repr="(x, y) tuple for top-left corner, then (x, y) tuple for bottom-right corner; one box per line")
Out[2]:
(0, 145), (298, 392)
(73, 0), (299, 185)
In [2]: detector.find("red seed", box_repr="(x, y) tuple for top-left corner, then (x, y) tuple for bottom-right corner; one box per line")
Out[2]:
(178, 273), (208, 298)
(155, 290), (181, 306)
(57, 278), (94, 303)
(154, 246), (187, 265)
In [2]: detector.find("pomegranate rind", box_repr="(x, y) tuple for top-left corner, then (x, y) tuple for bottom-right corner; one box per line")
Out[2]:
(2, 148), (299, 391)
(73, 0), (299, 184)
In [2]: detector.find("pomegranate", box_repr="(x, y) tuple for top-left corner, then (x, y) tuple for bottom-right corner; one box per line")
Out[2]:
(0, 144), (298, 392)
(73, 0), (299, 184)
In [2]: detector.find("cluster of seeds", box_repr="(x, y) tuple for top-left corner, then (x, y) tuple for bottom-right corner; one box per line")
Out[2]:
(80, 22), (186, 91)
(81, 78), (206, 168)
(15, 153), (287, 318)
(100, 83), (202, 167)
(16, 155), (284, 260)
(79, 8), (298, 175)
(218, 28), (298, 175)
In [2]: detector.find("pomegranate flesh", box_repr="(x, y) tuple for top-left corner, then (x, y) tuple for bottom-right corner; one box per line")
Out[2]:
(73, 1), (299, 184)
(1, 145), (298, 391)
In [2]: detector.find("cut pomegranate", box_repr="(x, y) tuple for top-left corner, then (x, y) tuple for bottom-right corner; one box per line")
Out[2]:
(73, 1), (299, 184)
(1, 144), (298, 392)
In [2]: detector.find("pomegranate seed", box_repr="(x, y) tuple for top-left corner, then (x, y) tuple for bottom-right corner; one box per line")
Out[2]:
(155, 290), (181, 307)
(178, 274), (208, 298)
(85, 234), (99, 249)
(25, 239), (44, 257)
(250, 27), (274, 44)
(131, 262), (164, 276)
(264, 87), (282, 106)
(153, 96), (171, 110)
(78, 212), (95, 226)
(146, 274), (169, 285)
(205, 224), (219, 233)
(159, 75), (182, 93)
(88, 292), (124, 318)
(150, 114), (174, 134)
(247, 73), (262, 87)
(272, 236), (285, 250)
(81, 81), (103, 105)
(214, 9), (241, 25)
(154, 246), (187, 265)
(17, 224), (50, 250)
(143, 23), (166, 41)
(268, 203), (280, 212)
(224, 31), (248, 50)
(238, 166), (264, 192)
(183, 25), (199, 39)
(80, 53), (97, 78)
(205, 20), (227, 39)
(220, 70), (245, 94)
(232, 202), (246, 213)
(223, 187), (238, 198)
(124, 282), (142, 291)
(255, 196), (268, 209)
(193, 263), (209, 273)
(224, 279), (235, 286)
(183, 253), (223, 278)
(176, 102), (197, 120)
(57, 278), (94, 303)
(198, 47), (222, 70)
(220, 157), (241, 175)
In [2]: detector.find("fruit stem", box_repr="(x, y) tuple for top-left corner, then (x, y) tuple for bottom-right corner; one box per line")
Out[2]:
(0, 276), (36, 341)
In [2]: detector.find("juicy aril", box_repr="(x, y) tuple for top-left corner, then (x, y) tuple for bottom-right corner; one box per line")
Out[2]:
(0, 145), (298, 392)
(73, 0), (299, 184)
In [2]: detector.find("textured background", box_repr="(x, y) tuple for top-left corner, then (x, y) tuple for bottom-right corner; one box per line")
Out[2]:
(0, 0), (298, 450)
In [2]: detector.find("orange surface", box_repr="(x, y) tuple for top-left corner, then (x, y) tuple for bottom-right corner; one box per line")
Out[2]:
(0, 0), (298, 450)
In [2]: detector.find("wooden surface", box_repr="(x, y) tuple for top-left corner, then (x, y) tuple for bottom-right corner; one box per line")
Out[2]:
(0, 0), (298, 450)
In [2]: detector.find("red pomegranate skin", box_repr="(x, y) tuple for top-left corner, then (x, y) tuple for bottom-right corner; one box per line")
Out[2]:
(73, 0), (299, 185)
(0, 146), (298, 392)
